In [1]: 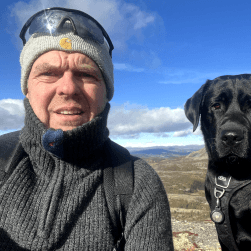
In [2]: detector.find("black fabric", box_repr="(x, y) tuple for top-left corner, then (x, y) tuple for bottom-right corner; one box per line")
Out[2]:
(0, 130), (23, 185)
(0, 131), (21, 171)
(103, 165), (117, 230)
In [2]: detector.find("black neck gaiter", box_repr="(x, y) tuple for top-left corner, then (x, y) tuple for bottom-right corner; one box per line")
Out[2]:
(20, 97), (110, 167)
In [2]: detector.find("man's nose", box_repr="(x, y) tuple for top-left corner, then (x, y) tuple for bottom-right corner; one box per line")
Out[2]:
(56, 72), (82, 96)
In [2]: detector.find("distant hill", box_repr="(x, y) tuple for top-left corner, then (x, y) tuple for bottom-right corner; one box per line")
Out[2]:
(127, 145), (205, 158)
(185, 147), (208, 160)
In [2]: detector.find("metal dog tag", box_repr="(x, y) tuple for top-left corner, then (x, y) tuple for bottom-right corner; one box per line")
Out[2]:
(211, 207), (224, 223)
(210, 187), (226, 224)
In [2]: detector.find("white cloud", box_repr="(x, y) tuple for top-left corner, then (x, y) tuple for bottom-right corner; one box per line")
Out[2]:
(8, 0), (156, 51)
(125, 5), (155, 30)
(108, 102), (191, 136)
(173, 130), (191, 137)
(0, 99), (198, 140)
(0, 99), (25, 131)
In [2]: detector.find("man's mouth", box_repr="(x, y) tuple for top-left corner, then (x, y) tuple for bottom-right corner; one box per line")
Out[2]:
(57, 112), (84, 115)
(56, 112), (84, 115)
(55, 112), (85, 121)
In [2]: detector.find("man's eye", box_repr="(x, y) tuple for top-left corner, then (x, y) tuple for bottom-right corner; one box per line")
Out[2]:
(42, 72), (53, 76)
(78, 72), (93, 77)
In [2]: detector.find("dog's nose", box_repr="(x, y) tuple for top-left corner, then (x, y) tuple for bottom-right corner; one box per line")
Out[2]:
(220, 129), (244, 146)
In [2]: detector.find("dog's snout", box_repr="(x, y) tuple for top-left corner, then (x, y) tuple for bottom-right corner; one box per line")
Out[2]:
(220, 129), (244, 146)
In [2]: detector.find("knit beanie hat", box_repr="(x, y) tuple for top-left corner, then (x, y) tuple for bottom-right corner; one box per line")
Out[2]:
(20, 31), (114, 101)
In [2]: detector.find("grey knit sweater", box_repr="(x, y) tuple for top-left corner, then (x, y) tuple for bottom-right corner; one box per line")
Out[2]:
(0, 97), (174, 250)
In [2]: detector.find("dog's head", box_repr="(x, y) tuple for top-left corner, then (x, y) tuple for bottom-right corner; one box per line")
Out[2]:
(185, 74), (251, 172)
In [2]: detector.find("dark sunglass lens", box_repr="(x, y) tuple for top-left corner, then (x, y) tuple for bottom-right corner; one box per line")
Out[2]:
(21, 8), (113, 56)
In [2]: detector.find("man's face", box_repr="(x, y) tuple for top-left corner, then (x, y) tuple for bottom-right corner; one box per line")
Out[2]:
(26, 50), (107, 131)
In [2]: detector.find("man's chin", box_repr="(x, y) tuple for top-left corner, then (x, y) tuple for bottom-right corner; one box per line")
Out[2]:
(50, 114), (89, 131)
(49, 112), (91, 131)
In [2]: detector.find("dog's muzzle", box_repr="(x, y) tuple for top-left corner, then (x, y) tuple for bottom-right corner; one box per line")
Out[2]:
(219, 129), (245, 161)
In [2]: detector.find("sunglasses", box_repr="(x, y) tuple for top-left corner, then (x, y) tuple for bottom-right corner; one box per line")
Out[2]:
(19, 7), (114, 57)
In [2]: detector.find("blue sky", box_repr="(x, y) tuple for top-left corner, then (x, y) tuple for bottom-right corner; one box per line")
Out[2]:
(1, 0), (251, 148)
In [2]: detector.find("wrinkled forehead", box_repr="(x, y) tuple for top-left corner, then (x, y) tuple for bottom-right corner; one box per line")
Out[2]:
(30, 50), (102, 76)
(204, 78), (251, 104)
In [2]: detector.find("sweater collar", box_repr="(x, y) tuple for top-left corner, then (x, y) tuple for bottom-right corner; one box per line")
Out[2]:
(20, 97), (110, 166)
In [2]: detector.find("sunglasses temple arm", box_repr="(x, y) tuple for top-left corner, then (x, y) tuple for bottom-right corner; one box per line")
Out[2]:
(22, 38), (26, 46)
(19, 27), (27, 46)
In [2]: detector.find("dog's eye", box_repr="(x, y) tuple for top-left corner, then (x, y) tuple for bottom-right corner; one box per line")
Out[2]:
(212, 103), (221, 110)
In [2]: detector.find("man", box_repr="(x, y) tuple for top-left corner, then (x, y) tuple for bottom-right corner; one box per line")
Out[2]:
(0, 7), (174, 250)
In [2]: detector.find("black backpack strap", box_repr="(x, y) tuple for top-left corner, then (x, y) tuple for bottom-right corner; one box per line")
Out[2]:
(0, 130), (23, 185)
(103, 138), (134, 250)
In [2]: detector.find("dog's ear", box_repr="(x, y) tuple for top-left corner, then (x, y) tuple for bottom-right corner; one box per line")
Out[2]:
(184, 80), (209, 132)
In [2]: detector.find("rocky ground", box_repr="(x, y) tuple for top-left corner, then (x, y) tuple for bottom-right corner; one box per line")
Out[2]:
(171, 218), (221, 251)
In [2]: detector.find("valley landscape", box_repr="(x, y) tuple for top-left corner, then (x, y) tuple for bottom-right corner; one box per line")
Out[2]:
(134, 147), (221, 251)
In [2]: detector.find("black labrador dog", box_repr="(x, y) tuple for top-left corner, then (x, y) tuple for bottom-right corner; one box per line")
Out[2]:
(185, 74), (251, 251)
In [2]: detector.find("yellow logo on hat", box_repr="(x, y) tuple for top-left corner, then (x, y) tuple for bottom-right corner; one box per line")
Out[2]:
(59, 38), (72, 50)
